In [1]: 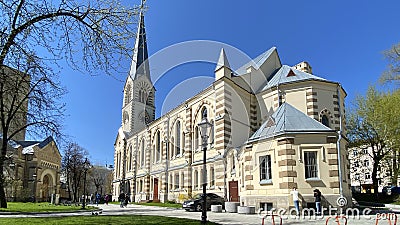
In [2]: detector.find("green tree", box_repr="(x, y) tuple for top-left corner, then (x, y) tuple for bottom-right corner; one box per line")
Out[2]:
(0, 0), (139, 208)
(347, 87), (400, 195)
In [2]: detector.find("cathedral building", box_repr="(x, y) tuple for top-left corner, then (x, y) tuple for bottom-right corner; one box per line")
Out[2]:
(113, 10), (351, 211)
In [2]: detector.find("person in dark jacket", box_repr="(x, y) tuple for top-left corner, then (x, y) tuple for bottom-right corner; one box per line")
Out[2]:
(124, 193), (131, 207)
(313, 189), (322, 215)
(119, 192), (125, 208)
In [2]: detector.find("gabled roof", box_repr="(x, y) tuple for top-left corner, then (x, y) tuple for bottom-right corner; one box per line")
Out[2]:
(235, 47), (277, 75)
(248, 103), (332, 143)
(16, 136), (57, 154)
(260, 65), (326, 91)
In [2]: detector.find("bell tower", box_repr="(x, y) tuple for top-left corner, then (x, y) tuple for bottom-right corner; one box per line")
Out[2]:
(121, 0), (155, 134)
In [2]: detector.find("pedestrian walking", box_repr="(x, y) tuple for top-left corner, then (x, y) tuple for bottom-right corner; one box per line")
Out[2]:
(313, 189), (322, 215)
(95, 192), (101, 206)
(119, 192), (126, 208)
(124, 193), (131, 207)
(290, 187), (300, 216)
(104, 194), (109, 205)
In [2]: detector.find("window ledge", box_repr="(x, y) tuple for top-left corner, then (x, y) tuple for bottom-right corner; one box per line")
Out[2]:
(259, 179), (273, 185)
(305, 178), (321, 182)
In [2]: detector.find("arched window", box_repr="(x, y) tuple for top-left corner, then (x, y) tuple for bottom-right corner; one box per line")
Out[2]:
(170, 137), (174, 159)
(129, 145), (132, 171)
(194, 170), (198, 189)
(156, 131), (161, 162)
(210, 167), (215, 187)
(124, 85), (131, 106)
(322, 115), (330, 127)
(194, 126), (199, 150)
(210, 120), (214, 144)
(181, 172), (185, 189)
(201, 107), (208, 119)
(141, 139), (145, 167)
(182, 132), (185, 154)
(175, 121), (181, 156)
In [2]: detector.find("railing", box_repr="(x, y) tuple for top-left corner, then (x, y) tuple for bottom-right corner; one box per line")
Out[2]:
(375, 213), (397, 225)
(325, 215), (347, 225)
(261, 214), (282, 225)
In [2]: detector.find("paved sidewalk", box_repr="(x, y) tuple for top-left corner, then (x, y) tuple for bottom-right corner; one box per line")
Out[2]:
(0, 203), (397, 225)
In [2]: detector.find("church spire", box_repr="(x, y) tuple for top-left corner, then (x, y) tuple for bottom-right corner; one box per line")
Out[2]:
(129, 1), (150, 79)
(215, 48), (232, 80)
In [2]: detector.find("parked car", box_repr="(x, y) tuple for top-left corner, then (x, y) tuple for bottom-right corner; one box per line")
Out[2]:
(182, 193), (224, 211)
(382, 186), (400, 195)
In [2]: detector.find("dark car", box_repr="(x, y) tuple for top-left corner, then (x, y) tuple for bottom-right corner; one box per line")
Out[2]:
(182, 193), (224, 211)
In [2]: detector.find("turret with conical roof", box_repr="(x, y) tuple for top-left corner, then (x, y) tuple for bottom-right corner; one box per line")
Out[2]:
(215, 48), (232, 80)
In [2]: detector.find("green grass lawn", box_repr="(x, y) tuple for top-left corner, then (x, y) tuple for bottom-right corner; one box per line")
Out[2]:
(0, 202), (95, 212)
(0, 215), (221, 225)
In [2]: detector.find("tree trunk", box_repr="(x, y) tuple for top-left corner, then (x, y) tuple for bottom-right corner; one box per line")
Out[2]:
(1, 139), (8, 208)
(0, 165), (7, 208)
(372, 159), (379, 198)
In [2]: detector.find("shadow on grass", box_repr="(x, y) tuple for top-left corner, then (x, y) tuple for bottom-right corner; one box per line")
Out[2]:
(0, 215), (221, 225)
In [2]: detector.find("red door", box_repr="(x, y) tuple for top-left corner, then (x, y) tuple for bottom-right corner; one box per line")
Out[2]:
(153, 178), (159, 201)
(229, 181), (239, 202)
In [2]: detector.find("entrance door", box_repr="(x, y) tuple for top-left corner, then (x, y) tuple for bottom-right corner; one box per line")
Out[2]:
(153, 178), (159, 201)
(228, 181), (239, 202)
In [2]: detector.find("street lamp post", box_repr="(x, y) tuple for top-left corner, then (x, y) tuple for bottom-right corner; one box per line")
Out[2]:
(198, 117), (212, 225)
(32, 174), (37, 203)
(82, 158), (90, 209)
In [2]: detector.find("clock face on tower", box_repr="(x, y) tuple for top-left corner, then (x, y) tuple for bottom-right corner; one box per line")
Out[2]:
(139, 110), (150, 124)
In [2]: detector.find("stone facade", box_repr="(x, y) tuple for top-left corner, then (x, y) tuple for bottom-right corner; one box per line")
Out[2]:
(113, 12), (351, 211)
(4, 137), (61, 202)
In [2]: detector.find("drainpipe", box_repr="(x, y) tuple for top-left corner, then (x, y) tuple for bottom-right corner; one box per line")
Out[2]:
(336, 84), (344, 198)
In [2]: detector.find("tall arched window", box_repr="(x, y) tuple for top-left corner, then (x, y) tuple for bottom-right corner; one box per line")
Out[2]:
(170, 137), (174, 159)
(124, 84), (131, 106)
(201, 107), (208, 119)
(141, 139), (145, 167)
(210, 167), (215, 187)
(194, 170), (198, 189)
(194, 126), (199, 150)
(322, 115), (330, 127)
(181, 172), (185, 189)
(156, 131), (161, 162)
(129, 146), (132, 171)
(175, 121), (181, 156)
(210, 120), (214, 144)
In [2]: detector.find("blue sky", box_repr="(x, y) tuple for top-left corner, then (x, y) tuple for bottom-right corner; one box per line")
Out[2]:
(59, 0), (400, 166)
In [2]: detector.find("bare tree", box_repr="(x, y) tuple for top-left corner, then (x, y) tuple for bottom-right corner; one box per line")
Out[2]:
(88, 165), (111, 195)
(0, 0), (139, 208)
(61, 142), (90, 203)
(380, 43), (400, 85)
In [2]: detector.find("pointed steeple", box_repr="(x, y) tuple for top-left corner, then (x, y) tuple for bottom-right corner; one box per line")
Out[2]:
(129, 7), (150, 80)
(215, 48), (232, 80)
(215, 48), (230, 71)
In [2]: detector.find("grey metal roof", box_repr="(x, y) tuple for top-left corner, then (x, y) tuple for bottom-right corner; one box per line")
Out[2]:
(235, 47), (277, 75)
(260, 65), (326, 91)
(248, 103), (332, 142)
